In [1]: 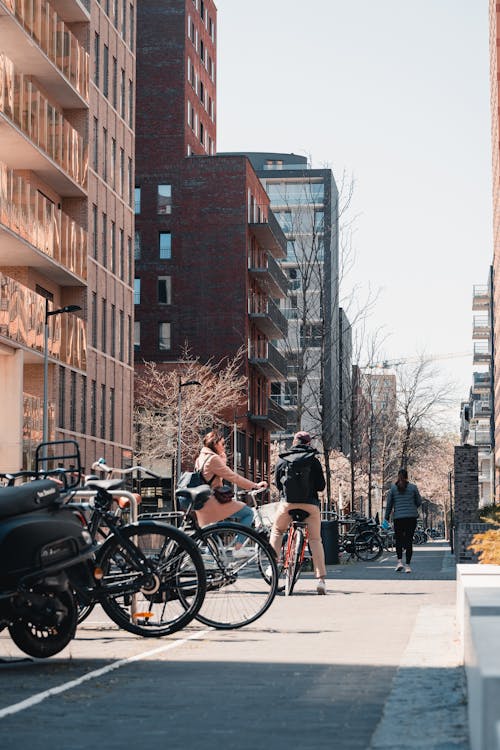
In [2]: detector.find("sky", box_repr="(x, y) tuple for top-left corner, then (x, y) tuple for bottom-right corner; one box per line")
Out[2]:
(214, 0), (493, 430)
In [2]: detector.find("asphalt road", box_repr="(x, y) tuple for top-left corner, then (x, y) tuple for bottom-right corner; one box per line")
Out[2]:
(0, 542), (468, 750)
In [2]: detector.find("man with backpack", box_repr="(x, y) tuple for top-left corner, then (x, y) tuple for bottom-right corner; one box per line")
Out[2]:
(271, 431), (327, 595)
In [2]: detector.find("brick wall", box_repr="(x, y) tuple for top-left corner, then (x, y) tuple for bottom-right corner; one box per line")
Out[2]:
(454, 444), (480, 562)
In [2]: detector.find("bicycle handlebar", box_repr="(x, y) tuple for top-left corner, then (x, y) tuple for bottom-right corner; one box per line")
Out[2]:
(90, 458), (162, 479)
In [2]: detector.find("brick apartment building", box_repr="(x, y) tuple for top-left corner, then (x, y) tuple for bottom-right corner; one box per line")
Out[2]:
(135, 0), (288, 480)
(0, 0), (135, 472)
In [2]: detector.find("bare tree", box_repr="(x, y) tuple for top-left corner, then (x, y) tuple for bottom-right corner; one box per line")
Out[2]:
(134, 348), (247, 473)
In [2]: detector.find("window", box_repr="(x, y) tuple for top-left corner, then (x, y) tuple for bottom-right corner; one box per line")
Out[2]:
(102, 127), (108, 181)
(119, 310), (124, 359)
(134, 186), (141, 214)
(92, 117), (98, 170)
(70, 371), (76, 431)
(91, 292), (97, 347)
(130, 3), (134, 47)
(120, 68), (125, 117)
(58, 366), (65, 428)
(102, 212), (107, 265)
(90, 380), (96, 436)
(100, 384), (106, 439)
(158, 322), (171, 351)
(119, 147), (124, 195)
(128, 314), (132, 363)
(134, 321), (140, 351)
(102, 298), (107, 352)
(110, 220), (116, 273)
(109, 387), (115, 442)
(81, 375), (87, 433)
(128, 78), (133, 127)
(158, 276), (171, 304)
(134, 278), (140, 304)
(112, 56), (117, 109)
(92, 204), (98, 258)
(119, 228), (124, 279)
(159, 232), (171, 259)
(157, 184), (172, 214)
(199, 121), (204, 146)
(111, 138), (116, 188)
(122, 0), (127, 37)
(111, 304), (116, 357)
(134, 231), (141, 259)
(94, 33), (100, 86)
(199, 79), (204, 104)
(103, 44), (109, 97)
(127, 235), (132, 285)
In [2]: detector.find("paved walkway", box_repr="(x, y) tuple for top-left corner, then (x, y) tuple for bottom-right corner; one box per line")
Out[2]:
(0, 540), (469, 750)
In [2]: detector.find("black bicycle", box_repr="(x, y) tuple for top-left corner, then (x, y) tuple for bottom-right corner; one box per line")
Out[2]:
(68, 478), (206, 637)
(338, 516), (383, 561)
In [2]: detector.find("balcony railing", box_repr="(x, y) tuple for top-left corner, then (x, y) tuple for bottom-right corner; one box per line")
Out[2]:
(250, 397), (288, 431)
(472, 314), (490, 340)
(248, 295), (288, 339)
(0, 54), (88, 193)
(472, 371), (491, 393)
(248, 207), (287, 259)
(248, 251), (288, 298)
(0, 0), (89, 105)
(469, 428), (492, 447)
(0, 162), (86, 282)
(472, 284), (489, 312)
(472, 399), (491, 418)
(473, 341), (491, 364)
(249, 341), (287, 380)
(0, 272), (86, 369)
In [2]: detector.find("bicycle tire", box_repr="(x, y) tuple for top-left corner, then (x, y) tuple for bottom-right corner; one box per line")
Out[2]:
(355, 531), (383, 561)
(97, 521), (206, 637)
(285, 526), (303, 596)
(187, 523), (278, 629)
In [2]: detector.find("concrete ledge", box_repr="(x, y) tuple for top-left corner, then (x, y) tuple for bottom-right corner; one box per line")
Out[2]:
(457, 564), (500, 750)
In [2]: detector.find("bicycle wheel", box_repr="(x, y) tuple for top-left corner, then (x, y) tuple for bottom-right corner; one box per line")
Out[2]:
(285, 526), (304, 596)
(190, 523), (278, 629)
(97, 521), (206, 637)
(355, 531), (383, 561)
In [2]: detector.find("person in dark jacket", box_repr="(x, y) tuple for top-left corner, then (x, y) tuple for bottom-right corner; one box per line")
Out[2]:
(384, 468), (422, 573)
(271, 431), (327, 594)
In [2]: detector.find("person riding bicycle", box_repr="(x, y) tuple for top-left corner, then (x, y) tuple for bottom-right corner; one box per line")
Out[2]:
(271, 431), (327, 595)
(194, 430), (267, 552)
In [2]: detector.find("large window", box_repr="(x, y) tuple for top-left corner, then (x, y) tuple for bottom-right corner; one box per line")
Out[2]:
(158, 276), (171, 304)
(134, 278), (140, 304)
(134, 186), (141, 214)
(134, 231), (141, 259)
(157, 184), (172, 214)
(134, 321), (140, 351)
(159, 322), (171, 351)
(159, 232), (171, 259)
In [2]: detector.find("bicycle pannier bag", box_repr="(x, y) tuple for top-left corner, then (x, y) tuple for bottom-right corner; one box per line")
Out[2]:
(281, 454), (314, 502)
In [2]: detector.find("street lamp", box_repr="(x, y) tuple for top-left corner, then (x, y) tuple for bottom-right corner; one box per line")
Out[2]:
(176, 378), (201, 483)
(43, 301), (82, 447)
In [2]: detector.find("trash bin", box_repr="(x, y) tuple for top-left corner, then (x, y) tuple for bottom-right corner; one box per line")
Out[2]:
(321, 520), (339, 564)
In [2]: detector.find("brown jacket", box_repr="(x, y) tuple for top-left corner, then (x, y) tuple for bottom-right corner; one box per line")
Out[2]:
(193, 446), (257, 526)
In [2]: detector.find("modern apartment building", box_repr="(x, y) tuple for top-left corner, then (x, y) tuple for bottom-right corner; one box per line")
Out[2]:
(460, 273), (494, 506)
(0, 0), (135, 472)
(135, 0), (288, 480)
(221, 152), (343, 451)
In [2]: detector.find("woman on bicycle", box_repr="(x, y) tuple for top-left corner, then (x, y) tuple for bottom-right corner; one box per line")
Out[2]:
(384, 468), (422, 573)
(271, 431), (327, 595)
(194, 430), (267, 544)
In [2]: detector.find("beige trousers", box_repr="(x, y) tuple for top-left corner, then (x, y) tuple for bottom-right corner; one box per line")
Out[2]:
(269, 502), (327, 579)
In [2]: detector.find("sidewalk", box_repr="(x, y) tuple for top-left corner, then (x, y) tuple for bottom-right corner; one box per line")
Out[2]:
(0, 540), (469, 750)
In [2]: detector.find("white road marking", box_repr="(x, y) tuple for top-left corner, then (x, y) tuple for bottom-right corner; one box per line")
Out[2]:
(0, 629), (210, 719)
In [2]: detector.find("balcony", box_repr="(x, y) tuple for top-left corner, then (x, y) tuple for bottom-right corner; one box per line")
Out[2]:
(469, 428), (492, 447)
(473, 341), (491, 365)
(0, 55), (87, 196)
(249, 341), (287, 381)
(0, 163), (86, 284)
(472, 371), (491, 394)
(472, 284), (489, 311)
(248, 296), (288, 339)
(248, 252), (288, 298)
(249, 209), (287, 259)
(0, 0), (89, 108)
(0, 272), (86, 369)
(472, 399), (491, 419)
(250, 397), (288, 431)
(472, 314), (490, 340)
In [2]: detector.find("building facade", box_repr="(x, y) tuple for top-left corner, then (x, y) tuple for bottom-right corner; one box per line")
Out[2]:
(0, 0), (135, 472)
(135, 0), (288, 480)
(221, 152), (342, 451)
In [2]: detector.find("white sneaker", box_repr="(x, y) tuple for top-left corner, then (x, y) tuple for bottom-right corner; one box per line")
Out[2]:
(395, 562), (404, 572)
(264, 564), (273, 579)
(316, 579), (326, 595)
(405, 565), (412, 574)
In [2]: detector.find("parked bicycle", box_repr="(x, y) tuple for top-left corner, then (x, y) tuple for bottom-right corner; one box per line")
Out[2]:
(337, 515), (383, 562)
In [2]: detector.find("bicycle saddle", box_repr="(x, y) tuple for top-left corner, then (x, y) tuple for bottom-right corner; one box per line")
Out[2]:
(288, 508), (310, 522)
(175, 484), (212, 511)
(85, 478), (125, 492)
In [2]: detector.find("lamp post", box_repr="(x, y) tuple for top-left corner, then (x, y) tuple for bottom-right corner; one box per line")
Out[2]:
(43, 301), (82, 448)
(176, 378), (201, 483)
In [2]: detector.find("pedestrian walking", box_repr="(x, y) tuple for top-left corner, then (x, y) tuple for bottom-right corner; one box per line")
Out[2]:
(193, 430), (267, 551)
(271, 431), (327, 594)
(384, 468), (422, 573)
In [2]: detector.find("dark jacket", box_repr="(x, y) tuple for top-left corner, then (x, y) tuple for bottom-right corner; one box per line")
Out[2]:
(275, 445), (326, 504)
(384, 482), (422, 521)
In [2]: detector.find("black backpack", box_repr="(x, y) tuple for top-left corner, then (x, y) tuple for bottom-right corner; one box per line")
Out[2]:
(281, 453), (314, 502)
